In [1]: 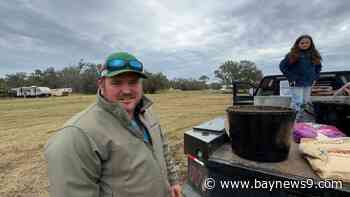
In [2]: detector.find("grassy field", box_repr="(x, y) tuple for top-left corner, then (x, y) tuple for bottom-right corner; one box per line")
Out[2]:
(0, 91), (232, 197)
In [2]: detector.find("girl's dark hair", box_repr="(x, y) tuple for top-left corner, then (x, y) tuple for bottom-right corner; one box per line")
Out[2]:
(288, 34), (322, 65)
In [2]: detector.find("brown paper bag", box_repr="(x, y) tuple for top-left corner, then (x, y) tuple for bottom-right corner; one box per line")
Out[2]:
(299, 137), (350, 182)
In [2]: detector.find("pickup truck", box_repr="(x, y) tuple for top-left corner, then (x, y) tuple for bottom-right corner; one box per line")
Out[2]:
(182, 71), (350, 197)
(232, 71), (350, 105)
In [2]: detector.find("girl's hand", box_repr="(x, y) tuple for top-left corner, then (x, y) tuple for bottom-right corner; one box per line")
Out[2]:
(170, 184), (182, 197)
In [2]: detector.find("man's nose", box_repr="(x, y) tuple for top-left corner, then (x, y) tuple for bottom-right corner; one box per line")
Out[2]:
(120, 83), (132, 93)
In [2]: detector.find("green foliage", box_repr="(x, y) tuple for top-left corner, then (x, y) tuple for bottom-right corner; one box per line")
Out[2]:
(170, 78), (207, 90)
(199, 75), (209, 82)
(0, 78), (8, 97)
(3, 59), (263, 95)
(214, 60), (263, 86)
(43, 67), (60, 89)
(27, 69), (44, 86)
(209, 82), (222, 90)
(5, 72), (28, 88)
(143, 71), (170, 94)
(78, 60), (98, 94)
(2, 60), (172, 95)
(58, 66), (81, 93)
(2, 60), (99, 94)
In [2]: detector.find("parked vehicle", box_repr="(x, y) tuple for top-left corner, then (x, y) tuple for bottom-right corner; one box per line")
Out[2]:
(50, 88), (72, 96)
(232, 71), (350, 105)
(10, 86), (51, 97)
(183, 71), (350, 197)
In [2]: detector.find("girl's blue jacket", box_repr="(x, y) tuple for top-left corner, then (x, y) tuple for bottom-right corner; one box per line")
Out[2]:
(279, 52), (322, 87)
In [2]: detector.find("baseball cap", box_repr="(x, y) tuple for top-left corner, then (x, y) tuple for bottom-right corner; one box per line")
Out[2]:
(98, 52), (147, 78)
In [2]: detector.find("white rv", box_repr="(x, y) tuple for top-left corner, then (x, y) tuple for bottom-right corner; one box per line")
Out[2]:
(11, 86), (51, 97)
(50, 88), (72, 96)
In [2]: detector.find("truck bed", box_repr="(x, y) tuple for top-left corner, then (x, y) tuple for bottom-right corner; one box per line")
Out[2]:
(184, 111), (350, 196)
(210, 141), (318, 180)
(207, 140), (350, 193)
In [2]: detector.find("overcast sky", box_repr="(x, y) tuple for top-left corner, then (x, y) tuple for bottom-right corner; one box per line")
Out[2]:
(1, 0), (349, 80)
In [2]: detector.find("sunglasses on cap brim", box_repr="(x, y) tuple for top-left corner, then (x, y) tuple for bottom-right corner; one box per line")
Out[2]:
(106, 59), (143, 72)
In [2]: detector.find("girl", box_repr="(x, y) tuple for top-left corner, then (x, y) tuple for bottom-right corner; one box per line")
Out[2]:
(279, 35), (322, 121)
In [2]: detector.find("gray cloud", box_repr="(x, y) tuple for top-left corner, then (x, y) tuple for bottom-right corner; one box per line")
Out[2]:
(0, 0), (350, 79)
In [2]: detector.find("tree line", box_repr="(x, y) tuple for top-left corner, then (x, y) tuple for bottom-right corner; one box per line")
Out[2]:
(0, 59), (263, 96)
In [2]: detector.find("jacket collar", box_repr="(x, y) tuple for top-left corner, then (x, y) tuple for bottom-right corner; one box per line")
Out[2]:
(96, 91), (153, 136)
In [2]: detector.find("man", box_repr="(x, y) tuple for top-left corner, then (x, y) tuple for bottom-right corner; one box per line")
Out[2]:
(45, 52), (181, 197)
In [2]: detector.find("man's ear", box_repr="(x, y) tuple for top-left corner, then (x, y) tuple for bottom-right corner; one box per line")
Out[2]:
(97, 78), (105, 94)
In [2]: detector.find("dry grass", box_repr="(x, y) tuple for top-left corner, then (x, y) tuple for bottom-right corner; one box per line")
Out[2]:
(0, 91), (232, 197)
